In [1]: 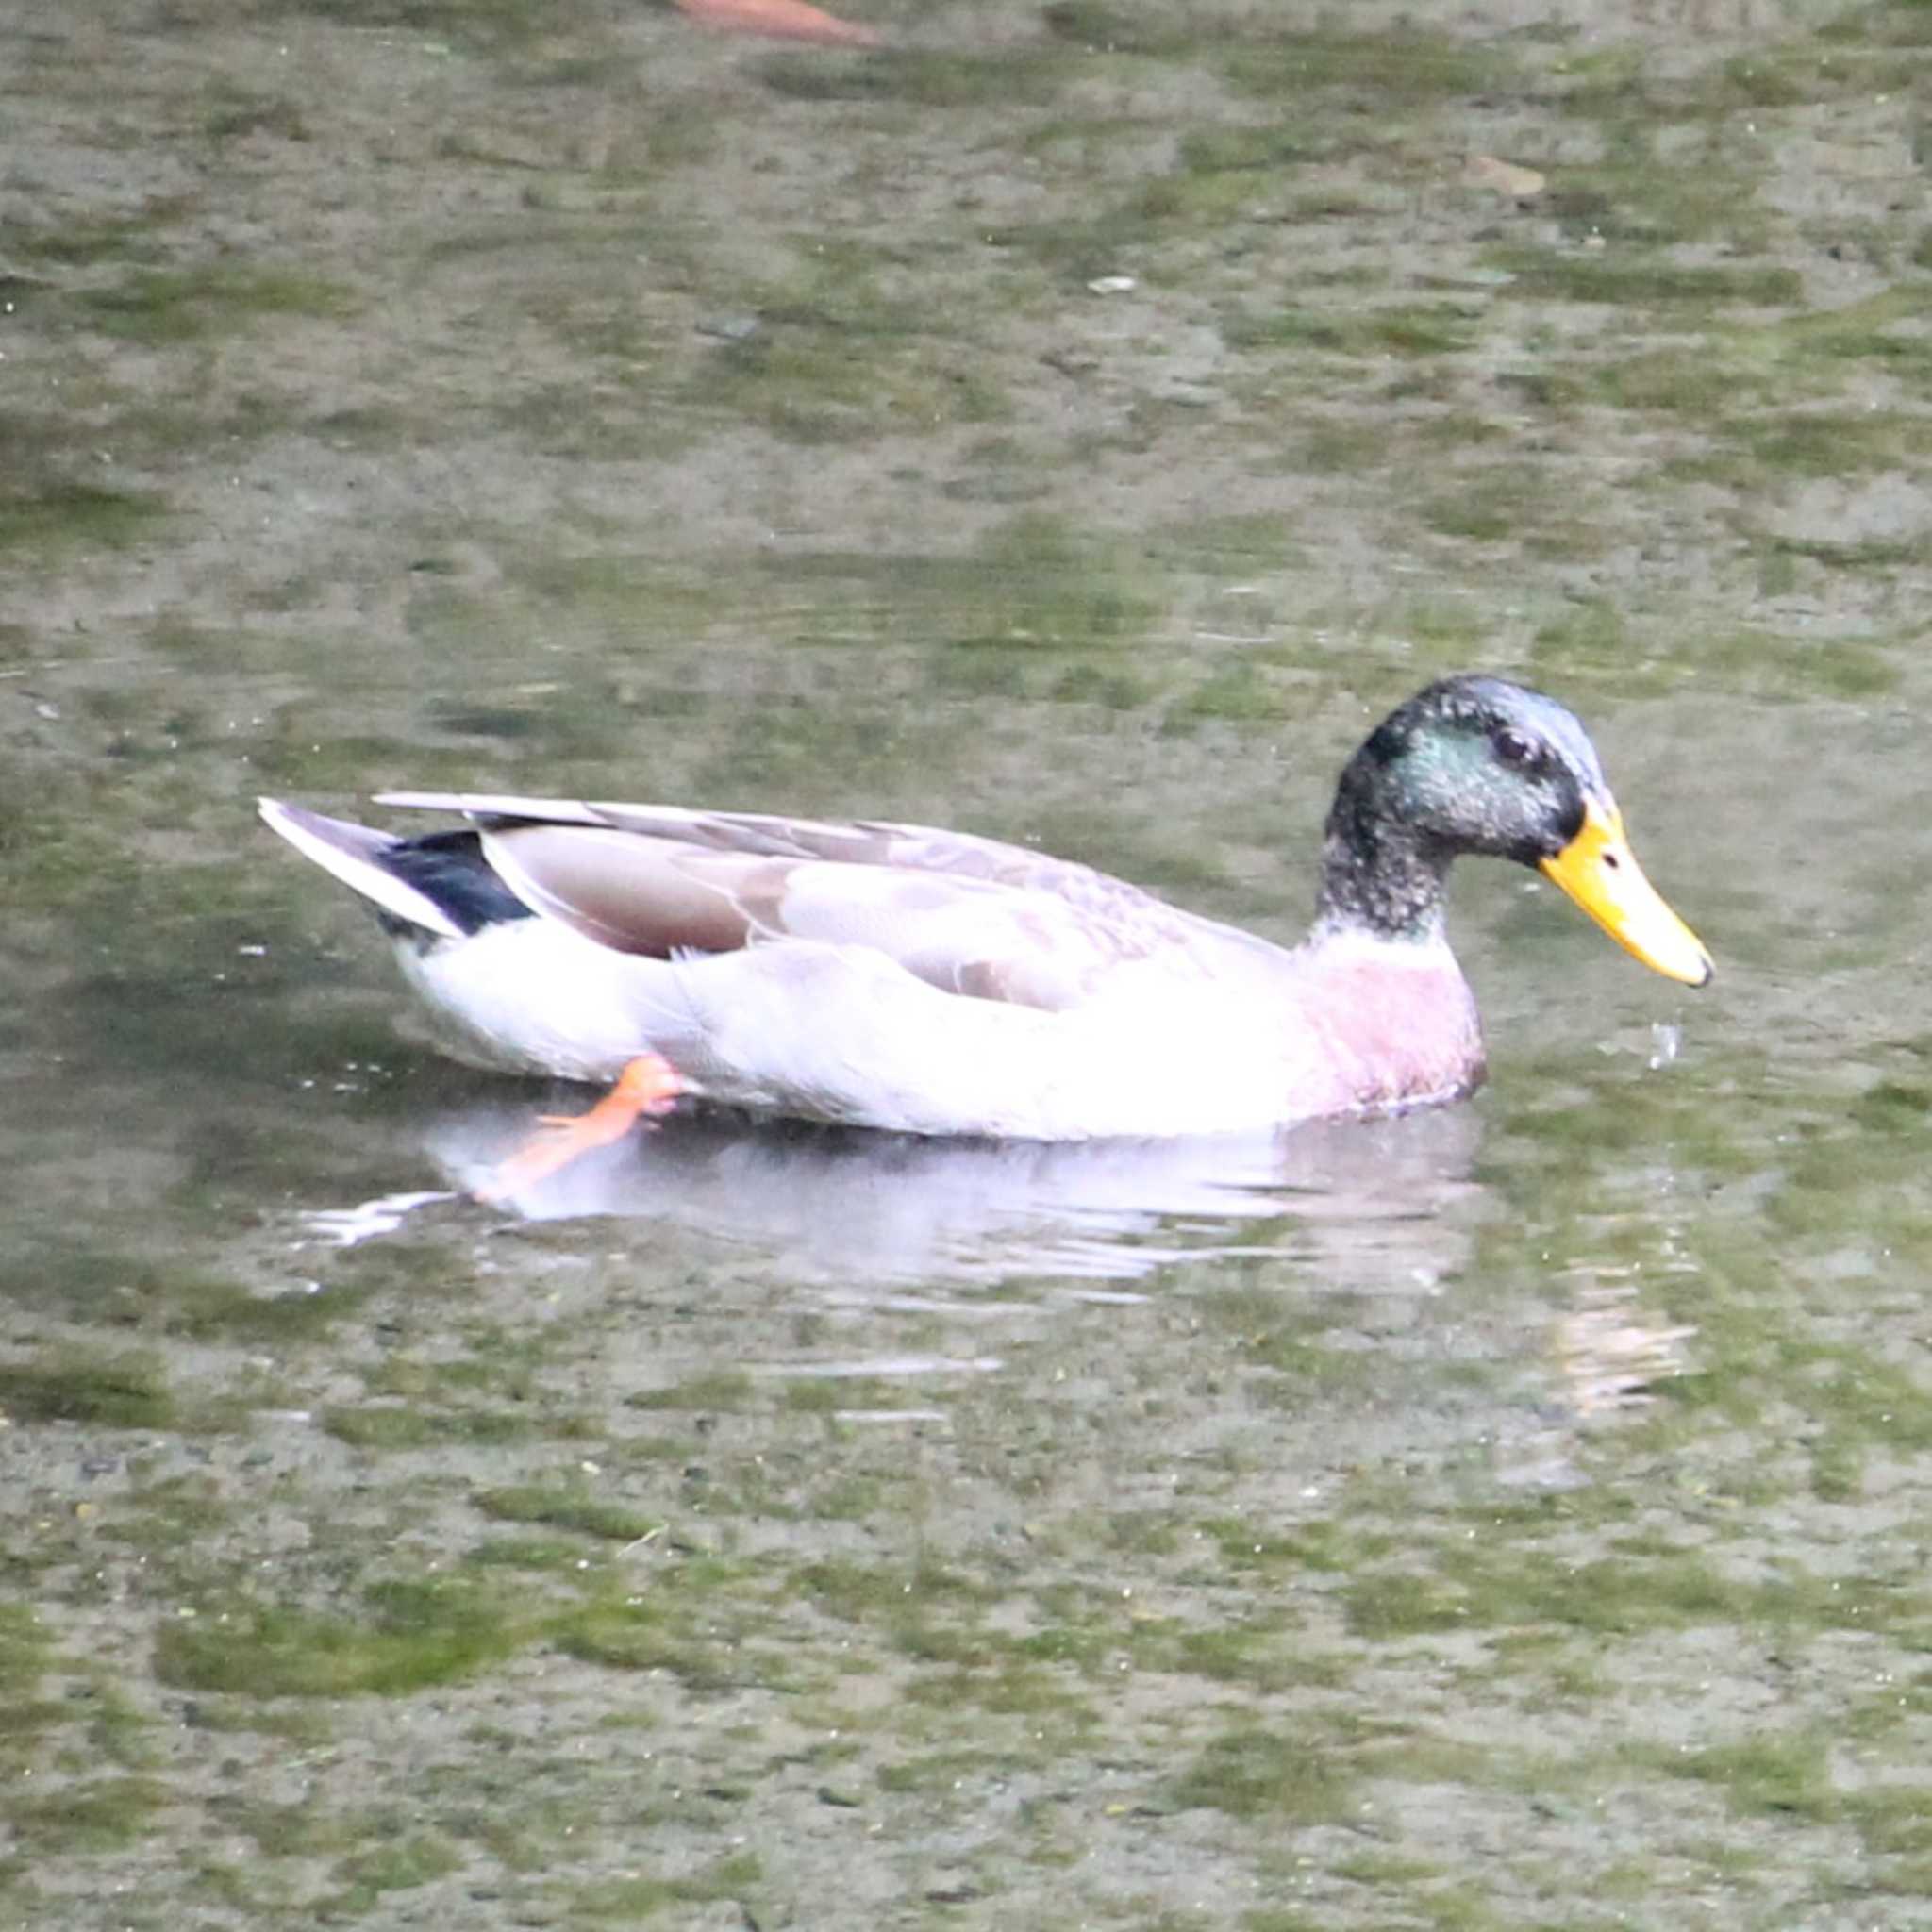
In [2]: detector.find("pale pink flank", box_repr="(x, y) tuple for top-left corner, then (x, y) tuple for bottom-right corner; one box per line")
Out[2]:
(672, 0), (884, 46)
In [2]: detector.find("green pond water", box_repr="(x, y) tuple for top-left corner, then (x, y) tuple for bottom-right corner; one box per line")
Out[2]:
(6, 1), (1932, 1926)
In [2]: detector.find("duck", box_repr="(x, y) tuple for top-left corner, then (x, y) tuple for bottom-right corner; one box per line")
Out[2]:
(260, 675), (1709, 1180)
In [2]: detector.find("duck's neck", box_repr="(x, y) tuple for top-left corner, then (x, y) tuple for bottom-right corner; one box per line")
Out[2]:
(1311, 760), (1454, 947)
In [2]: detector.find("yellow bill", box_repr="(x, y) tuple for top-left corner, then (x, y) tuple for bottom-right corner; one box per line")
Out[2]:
(1540, 800), (1711, 987)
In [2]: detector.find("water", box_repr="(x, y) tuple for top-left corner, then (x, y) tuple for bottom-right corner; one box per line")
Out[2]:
(7, 2), (1932, 1926)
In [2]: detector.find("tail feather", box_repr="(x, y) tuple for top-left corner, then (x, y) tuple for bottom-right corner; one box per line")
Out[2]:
(259, 798), (468, 940)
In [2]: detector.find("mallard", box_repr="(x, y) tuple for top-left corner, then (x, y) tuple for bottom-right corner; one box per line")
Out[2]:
(261, 675), (1709, 1176)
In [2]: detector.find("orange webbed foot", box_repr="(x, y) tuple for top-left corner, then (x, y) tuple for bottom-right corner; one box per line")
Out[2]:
(479, 1055), (684, 1203)
(672, 0), (883, 45)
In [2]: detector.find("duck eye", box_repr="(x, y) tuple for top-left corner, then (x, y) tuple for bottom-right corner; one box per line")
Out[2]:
(1491, 727), (1543, 772)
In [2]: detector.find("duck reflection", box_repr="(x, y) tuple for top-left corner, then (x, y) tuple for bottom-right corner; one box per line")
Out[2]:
(294, 1098), (1690, 1430)
(412, 1100), (1487, 1291)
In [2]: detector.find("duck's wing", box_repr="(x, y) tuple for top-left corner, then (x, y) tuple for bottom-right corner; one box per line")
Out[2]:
(373, 791), (1223, 1011)
(375, 792), (1157, 899)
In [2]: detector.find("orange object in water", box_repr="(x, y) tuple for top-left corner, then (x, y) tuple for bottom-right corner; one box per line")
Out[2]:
(672, 0), (882, 46)
(482, 1054), (685, 1200)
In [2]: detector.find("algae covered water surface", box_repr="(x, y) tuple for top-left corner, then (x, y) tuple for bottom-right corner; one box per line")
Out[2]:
(6, 1), (1932, 1926)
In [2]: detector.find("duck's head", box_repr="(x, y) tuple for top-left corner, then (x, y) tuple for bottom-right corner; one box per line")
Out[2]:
(1319, 675), (1711, 987)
